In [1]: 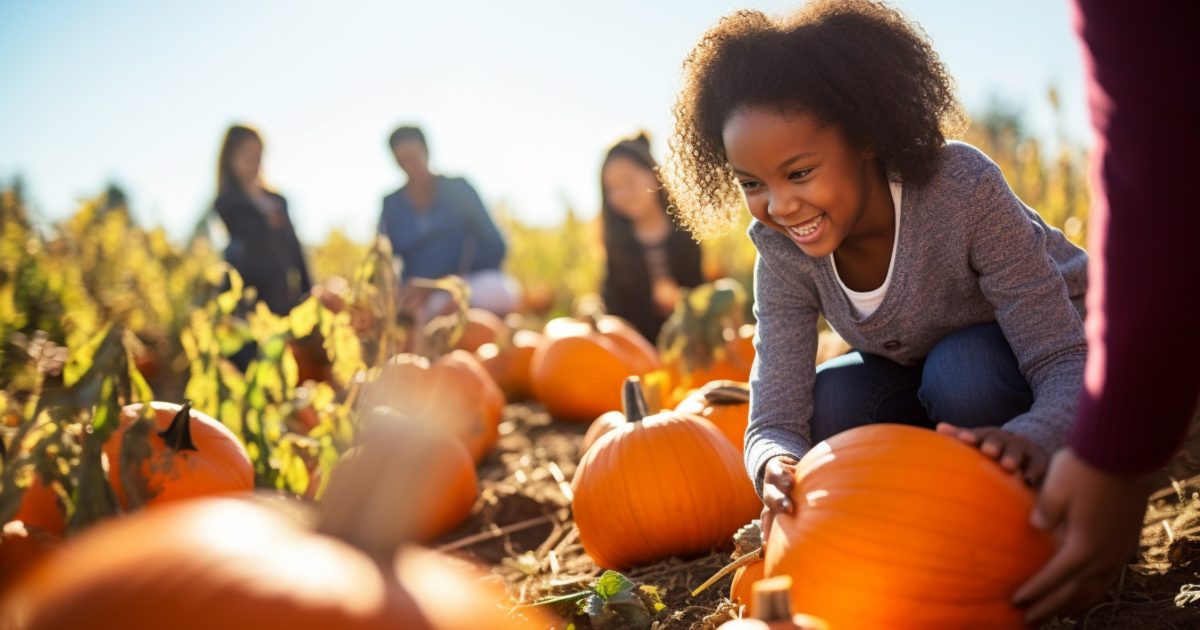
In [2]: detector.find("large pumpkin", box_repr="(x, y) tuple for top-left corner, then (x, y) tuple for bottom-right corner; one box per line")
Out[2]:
(477, 328), (542, 402)
(104, 402), (253, 509)
(530, 315), (660, 421)
(675, 381), (750, 454)
(764, 424), (1055, 629)
(370, 351), (505, 463)
(572, 377), (760, 569)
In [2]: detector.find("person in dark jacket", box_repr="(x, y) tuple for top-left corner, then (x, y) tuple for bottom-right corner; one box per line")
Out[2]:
(600, 133), (703, 343)
(212, 125), (312, 315)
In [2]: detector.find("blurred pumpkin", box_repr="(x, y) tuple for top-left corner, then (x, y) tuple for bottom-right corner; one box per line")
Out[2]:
(531, 314), (660, 421)
(675, 380), (750, 454)
(764, 424), (1055, 629)
(477, 328), (542, 401)
(10, 475), (64, 537)
(0, 520), (59, 595)
(657, 279), (755, 407)
(1, 413), (549, 630)
(290, 333), (332, 384)
(456, 308), (507, 352)
(103, 402), (254, 509)
(369, 351), (504, 463)
(572, 377), (760, 569)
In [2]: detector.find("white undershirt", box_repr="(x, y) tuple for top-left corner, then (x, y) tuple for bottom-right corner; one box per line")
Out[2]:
(832, 181), (902, 318)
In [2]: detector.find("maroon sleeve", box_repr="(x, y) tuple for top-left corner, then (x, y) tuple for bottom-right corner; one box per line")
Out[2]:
(1068, 0), (1200, 473)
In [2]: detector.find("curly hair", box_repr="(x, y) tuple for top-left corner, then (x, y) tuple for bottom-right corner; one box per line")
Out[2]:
(662, 0), (966, 238)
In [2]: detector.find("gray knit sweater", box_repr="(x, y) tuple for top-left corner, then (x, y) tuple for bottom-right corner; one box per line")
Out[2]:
(745, 141), (1088, 498)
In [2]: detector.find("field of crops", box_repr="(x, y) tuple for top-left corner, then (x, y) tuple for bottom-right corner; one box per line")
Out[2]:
(1, 114), (1197, 629)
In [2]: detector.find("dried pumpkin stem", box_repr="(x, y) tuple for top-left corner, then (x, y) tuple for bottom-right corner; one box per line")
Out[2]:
(157, 401), (197, 452)
(702, 382), (751, 405)
(689, 547), (762, 597)
(622, 377), (649, 423)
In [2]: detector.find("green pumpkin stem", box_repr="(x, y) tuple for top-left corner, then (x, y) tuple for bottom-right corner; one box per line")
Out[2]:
(621, 377), (649, 423)
(158, 401), (198, 452)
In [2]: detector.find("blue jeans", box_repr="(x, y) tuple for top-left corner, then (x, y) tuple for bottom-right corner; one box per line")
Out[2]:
(810, 323), (1034, 443)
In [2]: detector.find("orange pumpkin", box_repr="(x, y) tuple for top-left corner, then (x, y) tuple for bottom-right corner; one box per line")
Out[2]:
(730, 559), (765, 612)
(718, 576), (829, 630)
(0, 497), (545, 630)
(572, 377), (760, 569)
(581, 410), (627, 453)
(0, 521), (59, 595)
(326, 432), (477, 544)
(675, 380), (750, 453)
(530, 315), (660, 421)
(456, 308), (507, 353)
(764, 424), (1056, 629)
(477, 329), (542, 401)
(104, 402), (254, 509)
(371, 351), (504, 463)
(290, 333), (332, 384)
(10, 475), (64, 537)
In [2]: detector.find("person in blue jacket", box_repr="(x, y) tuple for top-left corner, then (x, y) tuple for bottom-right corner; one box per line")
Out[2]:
(379, 125), (519, 316)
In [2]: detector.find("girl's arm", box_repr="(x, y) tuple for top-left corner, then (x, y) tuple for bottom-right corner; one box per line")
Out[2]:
(745, 250), (820, 500)
(460, 180), (507, 271)
(213, 193), (263, 242)
(967, 162), (1088, 455)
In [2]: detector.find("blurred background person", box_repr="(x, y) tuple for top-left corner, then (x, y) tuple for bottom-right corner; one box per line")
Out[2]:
(379, 125), (519, 317)
(600, 133), (703, 343)
(213, 124), (312, 316)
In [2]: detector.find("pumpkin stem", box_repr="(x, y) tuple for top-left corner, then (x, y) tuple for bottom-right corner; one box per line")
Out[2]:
(702, 381), (751, 406)
(753, 576), (795, 622)
(157, 402), (198, 452)
(621, 376), (649, 423)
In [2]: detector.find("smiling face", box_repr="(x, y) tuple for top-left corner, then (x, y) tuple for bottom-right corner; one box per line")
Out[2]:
(723, 106), (886, 258)
(603, 156), (664, 223)
(391, 139), (431, 181)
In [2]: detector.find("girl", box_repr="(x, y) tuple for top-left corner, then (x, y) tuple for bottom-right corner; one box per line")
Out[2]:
(600, 133), (704, 343)
(660, 0), (1088, 539)
(213, 125), (312, 316)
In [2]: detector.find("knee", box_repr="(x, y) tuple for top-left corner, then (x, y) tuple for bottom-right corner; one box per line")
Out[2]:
(811, 355), (868, 442)
(918, 325), (1032, 428)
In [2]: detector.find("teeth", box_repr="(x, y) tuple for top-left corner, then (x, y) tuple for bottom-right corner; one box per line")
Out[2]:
(789, 214), (823, 237)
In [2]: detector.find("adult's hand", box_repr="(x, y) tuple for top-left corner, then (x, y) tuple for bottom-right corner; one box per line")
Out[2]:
(1012, 448), (1152, 623)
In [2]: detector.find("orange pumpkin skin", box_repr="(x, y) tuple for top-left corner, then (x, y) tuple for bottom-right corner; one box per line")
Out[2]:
(581, 411), (628, 453)
(327, 434), (478, 544)
(0, 498), (544, 630)
(477, 329), (542, 401)
(0, 521), (59, 595)
(374, 352), (504, 463)
(10, 475), (64, 537)
(572, 379), (760, 569)
(531, 316), (660, 421)
(456, 308), (507, 353)
(730, 558), (765, 610)
(674, 381), (750, 454)
(764, 424), (1056, 629)
(104, 402), (254, 509)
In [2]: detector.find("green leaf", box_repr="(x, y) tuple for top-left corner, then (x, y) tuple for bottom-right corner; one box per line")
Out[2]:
(289, 296), (320, 340)
(594, 570), (636, 600)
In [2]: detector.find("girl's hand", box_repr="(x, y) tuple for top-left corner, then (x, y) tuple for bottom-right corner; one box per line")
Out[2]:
(935, 423), (1049, 486)
(760, 454), (799, 542)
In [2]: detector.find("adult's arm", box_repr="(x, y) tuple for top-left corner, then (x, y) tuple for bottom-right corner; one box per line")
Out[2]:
(459, 180), (507, 271)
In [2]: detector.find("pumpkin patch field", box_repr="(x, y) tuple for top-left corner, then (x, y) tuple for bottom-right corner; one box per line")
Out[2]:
(1, 186), (1198, 629)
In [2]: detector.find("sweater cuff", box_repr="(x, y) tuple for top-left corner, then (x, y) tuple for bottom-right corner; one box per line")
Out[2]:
(1070, 386), (1198, 475)
(745, 433), (808, 501)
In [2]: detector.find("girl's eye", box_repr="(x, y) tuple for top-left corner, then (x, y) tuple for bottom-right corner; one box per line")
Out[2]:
(739, 180), (761, 192)
(790, 169), (813, 181)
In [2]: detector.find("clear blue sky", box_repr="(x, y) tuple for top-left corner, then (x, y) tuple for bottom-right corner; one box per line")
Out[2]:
(0, 0), (1088, 243)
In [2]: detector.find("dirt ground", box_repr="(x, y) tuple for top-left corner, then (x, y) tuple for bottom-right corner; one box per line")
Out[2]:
(433, 404), (1200, 629)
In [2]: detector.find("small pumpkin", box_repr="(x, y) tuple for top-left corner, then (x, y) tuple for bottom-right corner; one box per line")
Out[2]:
(10, 475), (64, 537)
(369, 351), (504, 463)
(531, 315), (660, 421)
(456, 308), (508, 353)
(103, 402), (254, 509)
(675, 380), (750, 453)
(0, 520), (59, 595)
(657, 279), (755, 407)
(764, 424), (1056, 629)
(477, 328), (542, 401)
(572, 377), (760, 569)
